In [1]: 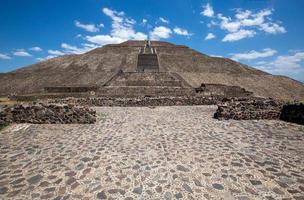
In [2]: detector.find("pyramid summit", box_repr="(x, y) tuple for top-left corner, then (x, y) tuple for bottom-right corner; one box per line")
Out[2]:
(0, 40), (303, 100)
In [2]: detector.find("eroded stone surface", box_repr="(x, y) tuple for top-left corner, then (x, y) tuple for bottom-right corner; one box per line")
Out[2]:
(0, 106), (303, 199)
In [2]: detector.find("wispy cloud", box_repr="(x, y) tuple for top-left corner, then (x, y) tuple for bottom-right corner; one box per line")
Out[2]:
(222, 29), (256, 42)
(75, 20), (100, 32)
(159, 17), (169, 24)
(173, 27), (192, 37)
(29, 46), (43, 52)
(141, 19), (148, 26)
(48, 49), (65, 56)
(254, 51), (304, 79)
(0, 53), (11, 60)
(61, 43), (97, 54)
(205, 33), (216, 40)
(231, 48), (277, 61)
(13, 49), (32, 57)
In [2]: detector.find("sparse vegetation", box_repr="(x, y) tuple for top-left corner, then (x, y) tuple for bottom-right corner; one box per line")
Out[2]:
(0, 97), (18, 106)
(0, 123), (9, 131)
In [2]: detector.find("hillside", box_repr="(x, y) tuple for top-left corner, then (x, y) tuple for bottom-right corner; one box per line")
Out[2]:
(0, 40), (303, 100)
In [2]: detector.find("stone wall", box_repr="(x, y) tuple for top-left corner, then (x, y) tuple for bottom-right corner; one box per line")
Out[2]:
(98, 87), (195, 98)
(196, 84), (253, 98)
(44, 86), (98, 93)
(0, 104), (96, 124)
(214, 98), (283, 120)
(48, 96), (224, 107)
(280, 103), (304, 125)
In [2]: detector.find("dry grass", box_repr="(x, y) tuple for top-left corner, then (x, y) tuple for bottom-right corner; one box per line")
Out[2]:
(0, 97), (19, 106)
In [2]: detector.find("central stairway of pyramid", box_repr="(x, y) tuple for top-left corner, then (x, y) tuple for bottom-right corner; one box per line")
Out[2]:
(98, 40), (195, 97)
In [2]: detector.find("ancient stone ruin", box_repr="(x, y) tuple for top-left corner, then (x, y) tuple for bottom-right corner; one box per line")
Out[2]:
(0, 40), (303, 125)
(214, 98), (283, 120)
(8, 40), (258, 101)
(0, 104), (96, 125)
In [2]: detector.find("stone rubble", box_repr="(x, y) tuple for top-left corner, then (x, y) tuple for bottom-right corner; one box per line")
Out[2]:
(47, 96), (224, 107)
(214, 98), (284, 120)
(0, 103), (96, 125)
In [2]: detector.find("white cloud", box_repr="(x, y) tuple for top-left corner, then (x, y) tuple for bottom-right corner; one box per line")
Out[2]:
(210, 54), (223, 58)
(37, 55), (56, 61)
(48, 50), (65, 56)
(254, 52), (304, 80)
(201, 3), (214, 17)
(231, 48), (277, 61)
(149, 26), (172, 40)
(205, 33), (216, 40)
(240, 9), (271, 26)
(218, 14), (241, 32)
(222, 29), (256, 42)
(75, 20), (99, 32)
(39, 43), (97, 61)
(159, 17), (169, 24)
(259, 22), (286, 34)
(13, 49), (32, 57)
(173, 27), (192, 36)
(86, 35), (124, 46)
(61, 43), (97, 54)
(270, 52), (304, 70)
(235, 10), (252, 20)
(140, 19), (148, 26)
(85, 8), (147, 46)
(204, 8), (286, 42)
(99, 8), (147, 42)
(0, 53), (11, 60)
(29, 46), (43, 52)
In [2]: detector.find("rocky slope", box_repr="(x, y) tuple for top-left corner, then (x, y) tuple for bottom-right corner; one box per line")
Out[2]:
(0, 40), (303, 100)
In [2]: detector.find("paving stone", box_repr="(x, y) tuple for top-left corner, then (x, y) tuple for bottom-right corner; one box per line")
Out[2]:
(250, 180), (262, 185)
(27, 174), (43, 184)
(182, 183), (193, 193)
(0, 186), (8, 194)
(176, 165), (190, 172)
(174, 192), (183, 199)
(97, 191), (107, 199)
(1, 106), (304, 199)
(212, 183), (224, 190)
(132, 185), (143, 195)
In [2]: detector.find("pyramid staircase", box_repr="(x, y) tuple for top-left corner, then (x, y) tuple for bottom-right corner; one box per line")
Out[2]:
(98, 41), (195, 97)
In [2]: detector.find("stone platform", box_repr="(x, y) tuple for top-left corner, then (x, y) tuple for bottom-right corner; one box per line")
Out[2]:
(0, 106), (304, 199)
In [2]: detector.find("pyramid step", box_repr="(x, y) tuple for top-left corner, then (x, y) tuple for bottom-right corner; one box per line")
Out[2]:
(106, 72), (183, 87)
(98, 86), (195, 97)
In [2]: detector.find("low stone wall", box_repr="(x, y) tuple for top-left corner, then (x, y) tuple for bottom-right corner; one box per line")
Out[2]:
(10, 92), (94, 101)
(196, 83), (253, 98)
(280, 103), (304, 125)
(44, 86), (98, 93)
(48, 96), (224, 107)
(214, 98), (283, 120)
(0, 104), (96, 124)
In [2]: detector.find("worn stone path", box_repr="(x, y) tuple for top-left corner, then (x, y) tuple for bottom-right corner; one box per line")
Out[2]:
(0, 106), (303, 200)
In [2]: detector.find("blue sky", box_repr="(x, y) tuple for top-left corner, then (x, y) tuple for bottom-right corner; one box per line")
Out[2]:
(1, 0), (304, 81)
